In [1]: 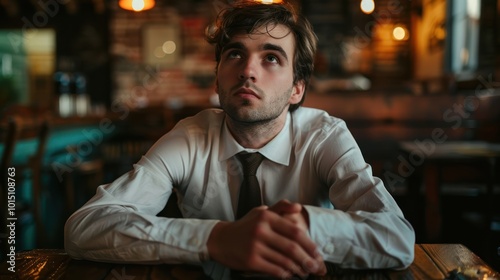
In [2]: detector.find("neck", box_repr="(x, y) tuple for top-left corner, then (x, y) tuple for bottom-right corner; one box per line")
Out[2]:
(226, 111), (288, 149)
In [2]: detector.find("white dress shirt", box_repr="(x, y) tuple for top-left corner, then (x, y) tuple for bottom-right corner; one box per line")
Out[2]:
(65, 107), (415, 279)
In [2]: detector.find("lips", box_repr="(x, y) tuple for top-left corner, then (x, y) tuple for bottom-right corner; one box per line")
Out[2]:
(234, 87), (260, 99)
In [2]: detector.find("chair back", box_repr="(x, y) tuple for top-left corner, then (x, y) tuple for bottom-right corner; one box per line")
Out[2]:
(0, 115), (51, 253)
(0, 116), (21, 258)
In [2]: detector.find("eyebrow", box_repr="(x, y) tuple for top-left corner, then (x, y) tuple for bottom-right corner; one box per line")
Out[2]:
(262, 43), (288, 62)
(222, 41), (289, 62)
(221, 41), (245, 54)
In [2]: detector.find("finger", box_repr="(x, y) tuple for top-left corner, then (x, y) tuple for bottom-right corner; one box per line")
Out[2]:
(245, 210), (320, 275)
(243, 245), (294, 279)
(262, 230), (325, 277)
(316, 256), (327, 275)
(258, 242), (309, 278)
(302, 253), (327, 276)
(263, 222), (321, 274)
(271, 217), (318, 258)
(268, 200), (301, 215)
(239, 205), (268, 221)
(266, 236), (320, 276)
(282, 213), (308, 232)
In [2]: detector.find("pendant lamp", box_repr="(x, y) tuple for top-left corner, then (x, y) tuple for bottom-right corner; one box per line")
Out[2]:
(119, 0), (155, 12)
(258, 0), (283, 3)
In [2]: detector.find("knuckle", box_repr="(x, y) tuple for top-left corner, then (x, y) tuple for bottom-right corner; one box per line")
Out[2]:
(252, 223), (267, 237)
(288, 225), (302, 238)
(287, 262), (305, 277)
(257, 209), (272, 220)
(281, 258), (295, 270)
(301, 258), (316, 272)
(287, 243), (302, 257)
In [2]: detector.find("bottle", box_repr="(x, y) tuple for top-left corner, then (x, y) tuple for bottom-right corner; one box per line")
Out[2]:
(55, 71), (73, 117)
(73, 73), (89, 117)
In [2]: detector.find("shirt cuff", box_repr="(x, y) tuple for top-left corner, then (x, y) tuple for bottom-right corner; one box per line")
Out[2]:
(157, 218), (220, 264)
(302, 205), (350, 263)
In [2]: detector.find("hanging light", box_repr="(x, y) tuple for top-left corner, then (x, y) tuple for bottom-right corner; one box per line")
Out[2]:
(119, 0), (155, 12)
(255, 0), (283, 4)
(360, 0), (375, 14)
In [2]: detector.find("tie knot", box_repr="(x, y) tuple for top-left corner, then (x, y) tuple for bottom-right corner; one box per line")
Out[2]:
(237, 152), (264, 176)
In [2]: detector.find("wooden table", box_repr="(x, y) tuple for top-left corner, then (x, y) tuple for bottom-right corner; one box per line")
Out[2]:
(399, 141), (500, 241)
(1, 244), (499, 279)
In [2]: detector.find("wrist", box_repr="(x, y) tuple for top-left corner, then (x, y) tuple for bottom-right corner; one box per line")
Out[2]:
(207, 221), (230, 261)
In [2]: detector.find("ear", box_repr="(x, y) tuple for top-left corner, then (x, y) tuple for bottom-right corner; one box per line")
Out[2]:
(289, 80), (305, 105)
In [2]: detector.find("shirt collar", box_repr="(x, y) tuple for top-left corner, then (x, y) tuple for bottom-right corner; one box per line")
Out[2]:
(219, 113), (292, 166)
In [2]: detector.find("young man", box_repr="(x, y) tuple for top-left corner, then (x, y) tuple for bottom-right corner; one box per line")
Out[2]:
(65, 2), (415, 279)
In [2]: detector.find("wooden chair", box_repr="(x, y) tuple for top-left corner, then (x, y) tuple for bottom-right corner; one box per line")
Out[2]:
(0, 115), (51, 251)
(28, 118), (50, 247)
(0, 116), (21, 259)
(62, 146), (104, 215)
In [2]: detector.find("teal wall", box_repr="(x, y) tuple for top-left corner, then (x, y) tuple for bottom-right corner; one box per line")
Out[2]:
(0, 124), (114, 251)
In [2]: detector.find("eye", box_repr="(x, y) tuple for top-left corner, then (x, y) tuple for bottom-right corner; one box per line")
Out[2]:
(226, 50), (241, 59)
(265, 54), (279, 64)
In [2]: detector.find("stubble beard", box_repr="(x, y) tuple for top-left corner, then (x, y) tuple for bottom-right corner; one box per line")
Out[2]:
(219, 86), (293, 127)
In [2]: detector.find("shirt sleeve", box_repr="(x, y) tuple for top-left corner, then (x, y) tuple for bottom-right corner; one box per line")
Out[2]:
(64, 163), (219, 264)
(304, 120), (415, 269)
(64, 117), (221, 264)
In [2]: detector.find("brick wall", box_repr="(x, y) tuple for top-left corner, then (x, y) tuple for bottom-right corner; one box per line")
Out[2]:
(109, 2), (217, 108)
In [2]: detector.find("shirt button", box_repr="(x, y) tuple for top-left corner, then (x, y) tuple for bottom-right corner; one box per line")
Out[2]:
(324, 243), (335, 254)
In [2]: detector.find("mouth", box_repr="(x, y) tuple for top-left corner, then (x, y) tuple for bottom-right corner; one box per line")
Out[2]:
(234, 87), (260, 99)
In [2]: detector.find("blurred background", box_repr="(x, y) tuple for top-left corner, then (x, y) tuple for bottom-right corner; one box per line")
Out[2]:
(0, 0), (499, 270)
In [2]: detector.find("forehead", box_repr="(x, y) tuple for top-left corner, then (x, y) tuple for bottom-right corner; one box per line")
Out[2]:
(229, 24), (295, 52)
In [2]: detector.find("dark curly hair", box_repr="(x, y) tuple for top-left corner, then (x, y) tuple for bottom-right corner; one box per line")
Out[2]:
(206, 1), (317, 112)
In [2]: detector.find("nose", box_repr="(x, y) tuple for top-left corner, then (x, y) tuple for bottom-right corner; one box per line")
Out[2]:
(239, 57), (257, 82)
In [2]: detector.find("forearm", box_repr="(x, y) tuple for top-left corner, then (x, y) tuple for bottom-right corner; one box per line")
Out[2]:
(64, 205), (218, 264)
(304, 205), (415, 269)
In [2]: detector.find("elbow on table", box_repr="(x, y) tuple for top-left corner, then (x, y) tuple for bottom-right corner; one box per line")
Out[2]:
(396, 244), (415, 270)
(63, 213), (89, 259)
(394, 223), (416, 269)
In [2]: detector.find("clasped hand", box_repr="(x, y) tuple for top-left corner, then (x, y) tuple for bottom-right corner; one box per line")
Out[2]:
(207, 200), (327, 278)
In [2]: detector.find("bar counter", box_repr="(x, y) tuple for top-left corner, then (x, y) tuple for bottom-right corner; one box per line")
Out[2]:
(1, 244), (499, 279)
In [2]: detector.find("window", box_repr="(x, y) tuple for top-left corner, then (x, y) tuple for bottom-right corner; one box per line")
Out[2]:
(447, 0), (481, 78)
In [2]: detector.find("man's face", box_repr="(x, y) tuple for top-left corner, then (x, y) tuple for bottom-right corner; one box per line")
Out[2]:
(216, 24), (304, 124)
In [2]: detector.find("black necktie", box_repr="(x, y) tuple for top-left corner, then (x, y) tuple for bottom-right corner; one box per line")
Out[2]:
(236, 152), (264, 219)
